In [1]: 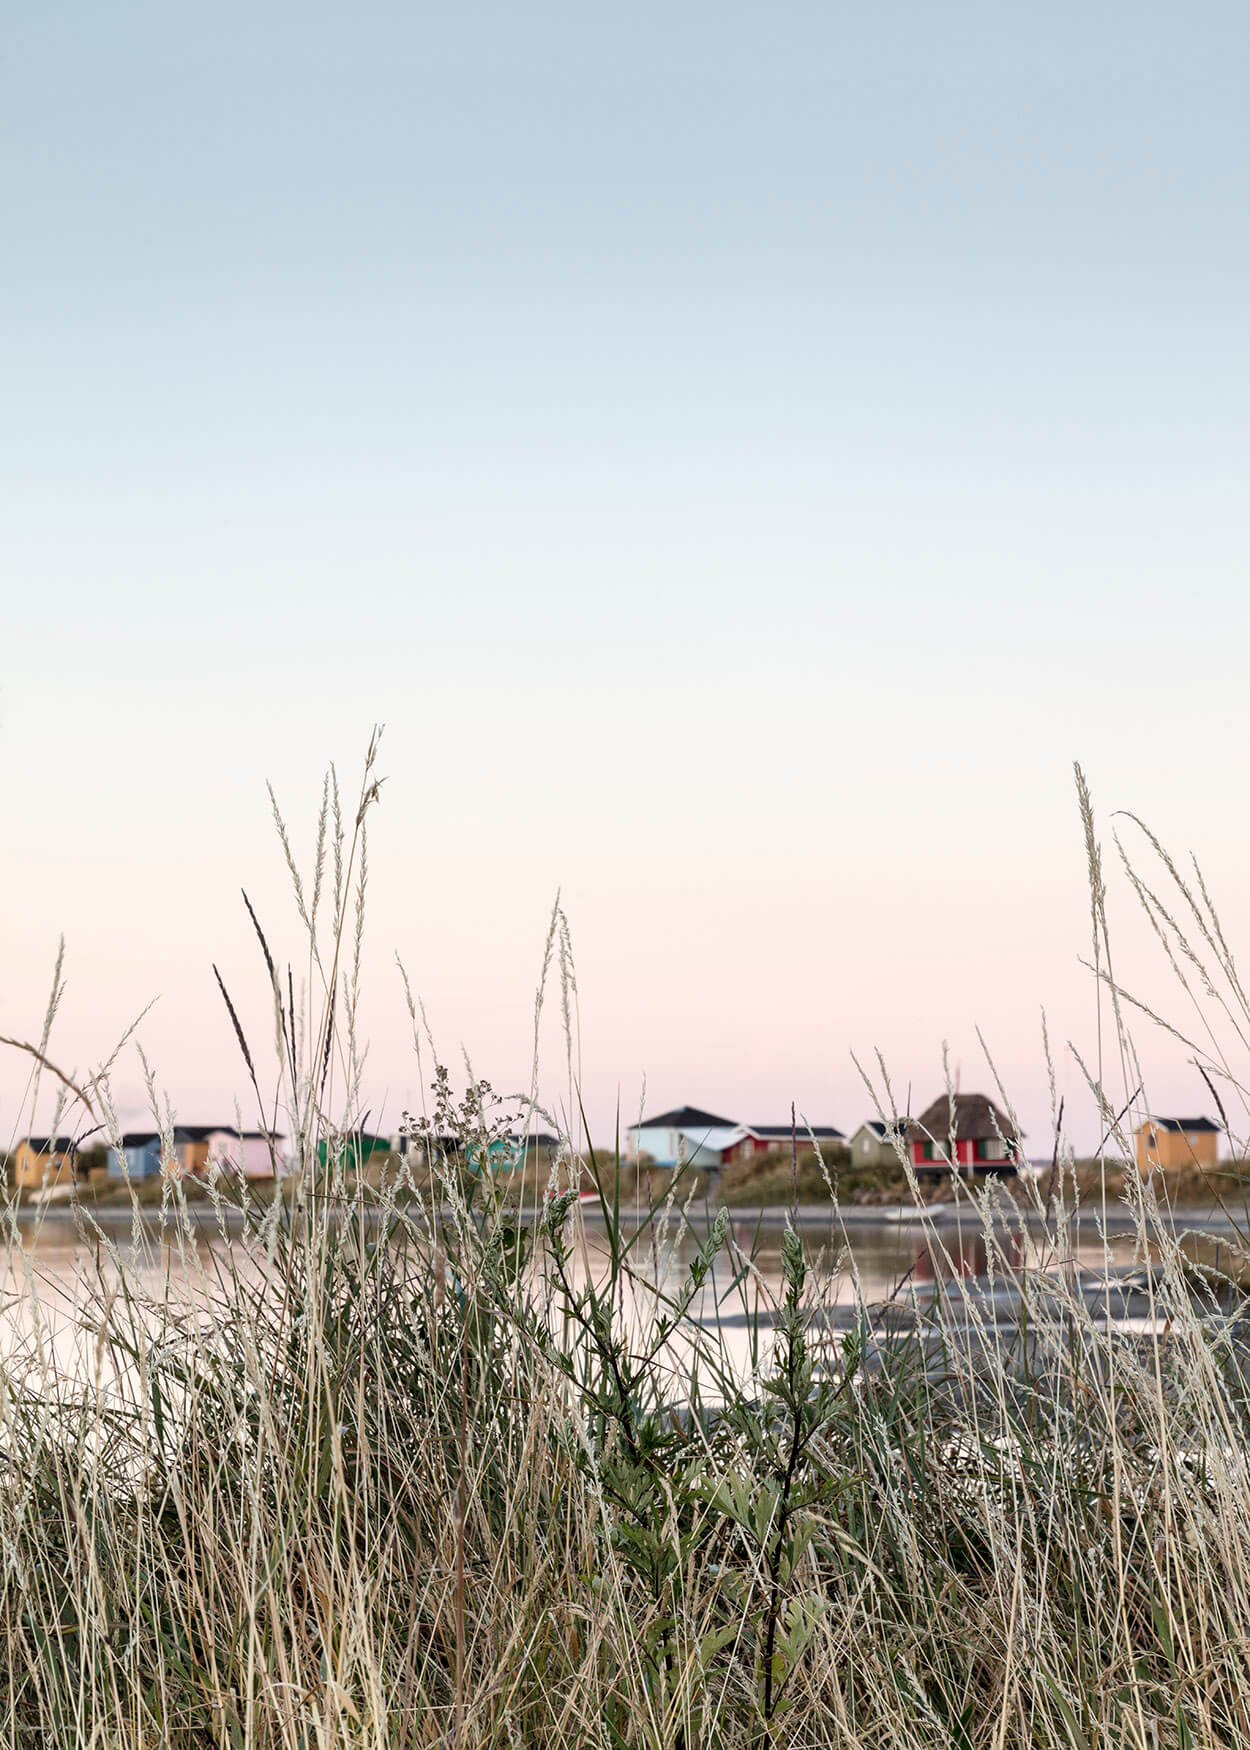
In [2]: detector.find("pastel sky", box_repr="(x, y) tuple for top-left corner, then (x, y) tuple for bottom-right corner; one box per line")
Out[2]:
(5, 2), (1250, 1155)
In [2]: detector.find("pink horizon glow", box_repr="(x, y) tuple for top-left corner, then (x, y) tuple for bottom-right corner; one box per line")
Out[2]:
(6, 747), (1246, 1164)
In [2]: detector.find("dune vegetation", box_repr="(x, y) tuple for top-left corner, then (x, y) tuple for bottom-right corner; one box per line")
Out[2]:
(3, 744), (1250, 1748)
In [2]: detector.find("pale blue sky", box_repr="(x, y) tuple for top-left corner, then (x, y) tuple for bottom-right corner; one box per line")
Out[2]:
(5, 3), (1250, 1150)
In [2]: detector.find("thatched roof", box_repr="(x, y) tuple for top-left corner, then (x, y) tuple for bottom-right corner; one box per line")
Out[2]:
(906, 1093), (1019, 1146)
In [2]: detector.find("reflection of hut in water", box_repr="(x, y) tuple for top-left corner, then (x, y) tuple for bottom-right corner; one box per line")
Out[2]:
(911, 1228), (1024, 1284)
(906, 1094), (1021, 1186)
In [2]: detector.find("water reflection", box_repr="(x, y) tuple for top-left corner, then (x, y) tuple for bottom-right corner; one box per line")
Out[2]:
(0, 1207), (1237, 1391)
(909, 1227), (1024, 1285)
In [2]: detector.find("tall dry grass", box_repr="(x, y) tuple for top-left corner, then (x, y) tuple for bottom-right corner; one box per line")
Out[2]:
(0, 748), (1249, 1747)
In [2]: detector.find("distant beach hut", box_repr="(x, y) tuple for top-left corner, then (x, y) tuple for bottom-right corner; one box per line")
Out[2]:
(12, 1136), (77, 1190)
(315, 1132), (395, 1175)
(204, 1128), (284, 1179)
(107, 1133), (165, 1180)
(106, 1125), (243, 1180)
(625, 1106), (843, 1172)
(905, 1094), (1021, 1184)
(847, 1120), (907, 1169)
(1135, 1116), (1221, 1171)
(465, 1132), (558, 1175)
(625, 1106), (738, 1169)
(729, 1123), (845, 1164)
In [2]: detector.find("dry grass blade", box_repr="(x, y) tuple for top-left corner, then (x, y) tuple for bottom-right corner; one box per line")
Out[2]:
(211, 963), (256, 1083)
(240, 888), (276, 985)
(0, 1035), (96, 1118)
(4, 751), (1250, 1749)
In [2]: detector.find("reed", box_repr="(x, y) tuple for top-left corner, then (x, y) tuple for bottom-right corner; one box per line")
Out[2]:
(0, 750), (1248, 1747)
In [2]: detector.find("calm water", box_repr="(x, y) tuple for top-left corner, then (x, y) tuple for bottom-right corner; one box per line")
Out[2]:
(0, 1205), (1236, 1385)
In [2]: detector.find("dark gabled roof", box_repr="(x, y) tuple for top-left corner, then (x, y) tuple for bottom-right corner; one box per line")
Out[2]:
(857, 1119), (905, 1139)
(505, 1132), (559, 1149)
(192, 1126), (279, 1141)
(1143, 1116), (1221, 1134)
(750, 1124), (844, 1141)
(23, 1136), (76, 1154)
(112, 1128), (227, 1149)
(634, 1106), (735, 1131)
(906, 1093), (1020, 1145)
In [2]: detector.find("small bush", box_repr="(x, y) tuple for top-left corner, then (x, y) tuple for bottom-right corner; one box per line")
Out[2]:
(4, 745), (1250, 1746)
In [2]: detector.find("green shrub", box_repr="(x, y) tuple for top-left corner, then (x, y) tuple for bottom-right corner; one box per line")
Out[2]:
(3, 744), (1249, 1746)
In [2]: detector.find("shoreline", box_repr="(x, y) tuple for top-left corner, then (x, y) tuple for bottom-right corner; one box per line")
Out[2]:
(7, 1195), (1242, 1239)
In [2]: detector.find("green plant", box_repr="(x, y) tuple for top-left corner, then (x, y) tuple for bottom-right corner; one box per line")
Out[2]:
(2, 748), (1250, 1746)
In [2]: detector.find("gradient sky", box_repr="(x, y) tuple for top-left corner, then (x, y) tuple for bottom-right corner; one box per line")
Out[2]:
(5, 2), (1250, 1155)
